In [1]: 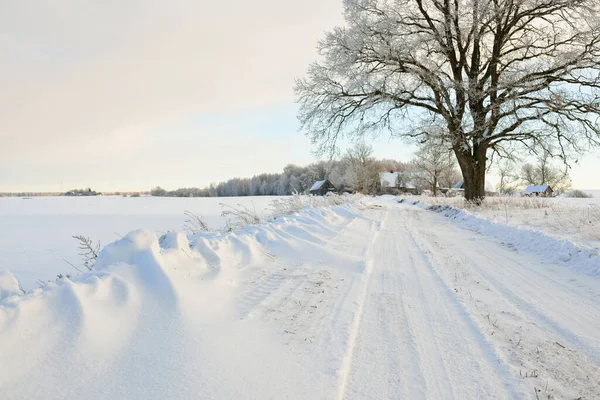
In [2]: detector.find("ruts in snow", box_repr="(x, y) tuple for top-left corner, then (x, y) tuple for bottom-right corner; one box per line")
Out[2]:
(1, 197), (599, 399)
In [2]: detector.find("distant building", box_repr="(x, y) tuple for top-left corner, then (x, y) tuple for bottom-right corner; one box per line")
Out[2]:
(453, 181), (464, 189)
(523, 184), (553, 197)
(309, 180), (338, 196)
(445, 180), (465, 197)
(380, 171), (399, 188)
(379, 171), (419, 194)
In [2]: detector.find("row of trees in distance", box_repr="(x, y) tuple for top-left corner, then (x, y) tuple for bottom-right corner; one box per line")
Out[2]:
(150, 142), (575, 198)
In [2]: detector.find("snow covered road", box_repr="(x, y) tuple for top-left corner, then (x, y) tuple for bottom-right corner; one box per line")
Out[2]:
(1, 198), (599, 399)
(338, 208), (518, 399)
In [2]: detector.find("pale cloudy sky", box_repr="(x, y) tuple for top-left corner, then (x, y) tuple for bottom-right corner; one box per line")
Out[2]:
(1, 0), (599, 192)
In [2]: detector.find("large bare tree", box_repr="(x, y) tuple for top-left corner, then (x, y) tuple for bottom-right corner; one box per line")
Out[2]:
(296, 0), (600, 201)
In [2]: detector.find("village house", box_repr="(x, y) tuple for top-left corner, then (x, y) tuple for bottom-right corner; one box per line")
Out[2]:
(309, 180), (338, 196)
(379, 170), (419, 195)
(523, 184), (553, 197)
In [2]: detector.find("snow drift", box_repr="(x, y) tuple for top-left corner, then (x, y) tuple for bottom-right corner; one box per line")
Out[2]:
(0, 202), (369, 400)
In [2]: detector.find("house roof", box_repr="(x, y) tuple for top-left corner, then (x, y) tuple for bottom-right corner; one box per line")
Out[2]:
(310, 180), (326, 191)
(523, 184), (551, 194)
(380, 171), (398, 188)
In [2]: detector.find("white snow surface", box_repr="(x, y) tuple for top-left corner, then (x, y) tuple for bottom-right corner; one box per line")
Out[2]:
(404, 194), (600, 248)
(403, 199), (600, 277)
(0, 196), (276, 289)
(1, 196), (599, 399)
(0, 272), (22, 300)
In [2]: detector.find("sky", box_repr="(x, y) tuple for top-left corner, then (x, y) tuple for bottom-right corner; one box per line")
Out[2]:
(1, 0), (599, 192)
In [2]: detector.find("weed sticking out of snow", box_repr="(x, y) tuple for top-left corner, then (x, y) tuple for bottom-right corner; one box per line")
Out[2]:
(72, 235), (100, 271)
(269, 192), (350, 218)
(0, 196), (283, 289)
(220, 202), (262, 231)
(183, 210), (210, 235)
(268, 192), (308, 216)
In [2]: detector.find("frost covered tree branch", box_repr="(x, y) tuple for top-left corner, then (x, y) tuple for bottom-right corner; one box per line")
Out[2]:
(296, 0), (600, 201)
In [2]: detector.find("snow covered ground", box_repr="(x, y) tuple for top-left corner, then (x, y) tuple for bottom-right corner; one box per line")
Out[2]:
(0, 196), (277, 289)
(1, 195), (599, 399)
(406, 192), (600, 249)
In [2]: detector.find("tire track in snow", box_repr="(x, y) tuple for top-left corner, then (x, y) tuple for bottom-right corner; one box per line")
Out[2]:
(335, 210), (387, 400)
(402, 213), (520, 399)
(409, 206), (600, 360)
(464, 248), (600, 364)
(235, 209), (369, 324)
(339, 208), (517, 399)
(237, 271), (288, 319)
(404, 204), (600, 399)
(231, 209), (387, 398)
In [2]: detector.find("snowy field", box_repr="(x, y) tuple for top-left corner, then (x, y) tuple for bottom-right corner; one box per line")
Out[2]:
(1, 194), (599, 399)
(0, 196), (277, 289)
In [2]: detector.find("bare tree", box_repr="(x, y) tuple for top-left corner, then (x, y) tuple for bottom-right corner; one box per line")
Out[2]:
(413, 138), (458, 196)
(296, 0), (600, 202)
(343, 142), (381, 193)
(520, 149), (571, 193)
(496, 159), (520, 195)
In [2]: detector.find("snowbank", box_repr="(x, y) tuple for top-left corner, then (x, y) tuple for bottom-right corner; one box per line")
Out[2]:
(0, 272), (22, 300)
(0, 196), (279, 289)
(0, 200), (367, 399)
(401, 199), (600, 277)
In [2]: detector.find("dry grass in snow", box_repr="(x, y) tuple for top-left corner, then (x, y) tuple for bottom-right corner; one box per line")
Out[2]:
(406, 194), (600, 247)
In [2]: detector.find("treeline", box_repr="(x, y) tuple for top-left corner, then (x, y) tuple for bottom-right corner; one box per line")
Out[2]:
(64, 188), (102, 196)
(151, 152), (412, 198)
(0, 192), (63, 197)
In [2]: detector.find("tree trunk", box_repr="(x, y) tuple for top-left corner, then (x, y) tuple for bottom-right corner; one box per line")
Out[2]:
(454, 146), (487, 203)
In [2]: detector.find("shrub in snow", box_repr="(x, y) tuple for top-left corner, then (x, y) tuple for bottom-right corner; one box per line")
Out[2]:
(269, 193), (353, 219)
(220, 202), (262, 231)
(269, 192), (306, 216)
(565, 189), (592, 198)
(407, 194), (552, 210)
(183, 210), (210, 234)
